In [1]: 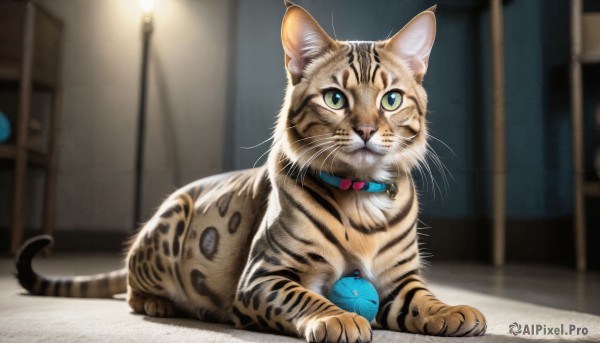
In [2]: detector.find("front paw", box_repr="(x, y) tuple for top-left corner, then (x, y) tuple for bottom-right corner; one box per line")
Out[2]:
(143, 296), (175, 317)
(417, 305), (486, 337)
(304, 312), (372, 343)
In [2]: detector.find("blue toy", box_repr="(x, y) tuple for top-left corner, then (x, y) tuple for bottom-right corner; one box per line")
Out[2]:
(0, 111), (10, 143)
(328, 271), (379, 322)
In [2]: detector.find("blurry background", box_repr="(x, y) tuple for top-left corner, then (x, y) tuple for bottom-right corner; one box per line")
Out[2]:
(0, 0), (598, 270)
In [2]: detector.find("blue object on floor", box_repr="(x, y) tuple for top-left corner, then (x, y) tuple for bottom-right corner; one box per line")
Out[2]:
(328, 270), (379, 322)
(0, 111), (11, 143)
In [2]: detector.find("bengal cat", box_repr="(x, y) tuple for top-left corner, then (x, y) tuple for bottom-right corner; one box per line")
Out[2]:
(16, 2), (486, 342)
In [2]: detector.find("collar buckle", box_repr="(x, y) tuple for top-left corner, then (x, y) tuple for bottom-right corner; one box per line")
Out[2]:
(387, 183), (398, 200)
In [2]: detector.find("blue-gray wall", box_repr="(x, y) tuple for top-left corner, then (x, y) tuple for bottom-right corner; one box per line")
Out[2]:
(229, 0), (593, 221)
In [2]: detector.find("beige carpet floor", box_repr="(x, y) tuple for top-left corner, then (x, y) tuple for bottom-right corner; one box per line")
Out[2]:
(1, 256), (599, 343)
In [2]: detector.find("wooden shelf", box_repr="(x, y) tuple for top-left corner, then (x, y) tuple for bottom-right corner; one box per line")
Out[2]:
(0, 63), (58, 89)
(0, 144), (48, 167)
(0, 1), (63, 255)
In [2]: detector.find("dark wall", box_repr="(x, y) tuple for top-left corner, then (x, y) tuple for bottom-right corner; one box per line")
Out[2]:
(229, 0), (599, 268)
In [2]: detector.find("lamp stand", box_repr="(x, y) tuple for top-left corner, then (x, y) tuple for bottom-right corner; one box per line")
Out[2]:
(133, 13), (153, 230)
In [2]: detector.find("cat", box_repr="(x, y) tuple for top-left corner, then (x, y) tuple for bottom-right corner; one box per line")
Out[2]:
(17, 2), (486, 342)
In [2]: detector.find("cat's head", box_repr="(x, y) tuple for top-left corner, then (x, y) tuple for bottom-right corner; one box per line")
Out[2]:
(275, 1), (436, 182)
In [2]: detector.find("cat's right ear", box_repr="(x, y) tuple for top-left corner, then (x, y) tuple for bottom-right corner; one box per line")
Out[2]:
(281, 2), (336, 84)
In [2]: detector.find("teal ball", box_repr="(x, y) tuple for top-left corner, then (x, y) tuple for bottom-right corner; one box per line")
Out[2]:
(0, 111), (10, 143)
(328, 276), (379, 322)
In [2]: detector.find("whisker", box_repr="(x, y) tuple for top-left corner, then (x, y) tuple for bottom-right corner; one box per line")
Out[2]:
(243, 124), (299, 150)
(278, 142), (323, 183)
(395, 139), (439, 197)
(393, 132), (450, 199)
(423, 141), (454, 197)
(285, 140), (335, 186)
(330, 146), (343, 171)
(298, 144), (336, 186)
(253, 145), (274, 168)
(397, 142), (428, 191)
(292, 136), (336, 153)
(317, 146), (341, 175)
(426, 142), (455, 182)
(427, 133), (457, 157)
(384, 26), (395, 40)
(426, 132), (458, 194)
(278, 135), (335, 169)
(250, 124), (301, 167)
(288, 133), (332, 146)
(241, 136), (273, 150)
(331, 10), (337, 41)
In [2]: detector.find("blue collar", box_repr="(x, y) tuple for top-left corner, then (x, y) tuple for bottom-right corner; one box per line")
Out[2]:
(318, 171), (398, 199)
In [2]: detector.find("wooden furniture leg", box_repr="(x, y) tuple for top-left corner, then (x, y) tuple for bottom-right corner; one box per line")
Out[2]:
(570, 0), (586, 271)
(491, 0), (506, 267)
(10, 3), (35, 255)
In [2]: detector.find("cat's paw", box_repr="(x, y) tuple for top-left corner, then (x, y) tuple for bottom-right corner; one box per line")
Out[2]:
(127, 292), (146, 314)
(417, 304), (486, 337)
(143, 296), (175, 317)
(304, 312), (372, 343)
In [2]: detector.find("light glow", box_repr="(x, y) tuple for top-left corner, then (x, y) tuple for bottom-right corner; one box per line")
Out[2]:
(138, 0), (155, 14)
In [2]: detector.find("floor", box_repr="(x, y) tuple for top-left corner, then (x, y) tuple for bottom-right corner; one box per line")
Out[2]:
(1, 255), (599, 342)
(423, 262), (600, 316)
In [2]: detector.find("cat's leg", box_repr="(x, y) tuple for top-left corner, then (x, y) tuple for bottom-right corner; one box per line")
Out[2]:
(373, 220), (486, 336)
(375, 252), (486, 337)
(377, 272), (486, 336)
(232, 259), (372, 343)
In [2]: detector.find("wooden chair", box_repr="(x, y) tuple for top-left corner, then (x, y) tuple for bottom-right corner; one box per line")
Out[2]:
(0, 0), (62, 254)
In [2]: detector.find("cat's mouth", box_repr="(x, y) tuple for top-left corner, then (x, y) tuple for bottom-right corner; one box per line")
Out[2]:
(354, 147), (380, 154)
(349, 145), (386, 156)
(344, 146), (385, 165)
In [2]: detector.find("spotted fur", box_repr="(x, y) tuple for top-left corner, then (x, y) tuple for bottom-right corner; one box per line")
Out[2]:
(16, 3), (485, 342)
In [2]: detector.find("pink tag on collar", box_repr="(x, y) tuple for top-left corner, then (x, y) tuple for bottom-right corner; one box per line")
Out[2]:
(339, 178), (352, 190)
(352, 181), (365, 190)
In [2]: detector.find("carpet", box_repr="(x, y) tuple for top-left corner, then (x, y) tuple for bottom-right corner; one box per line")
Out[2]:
(1, 257), (598, 342)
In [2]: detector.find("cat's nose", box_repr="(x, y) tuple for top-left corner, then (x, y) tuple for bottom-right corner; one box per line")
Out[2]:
(353, 125), (377, 142)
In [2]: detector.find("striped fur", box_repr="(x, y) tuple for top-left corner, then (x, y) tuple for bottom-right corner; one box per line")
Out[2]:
(16, 2), (485, 342)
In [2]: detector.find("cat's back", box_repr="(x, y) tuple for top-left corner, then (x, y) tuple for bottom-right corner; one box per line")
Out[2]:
(181, 166), (271, 252)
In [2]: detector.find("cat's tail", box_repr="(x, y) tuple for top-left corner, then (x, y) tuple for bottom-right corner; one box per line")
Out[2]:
(16, 235), (127, 298)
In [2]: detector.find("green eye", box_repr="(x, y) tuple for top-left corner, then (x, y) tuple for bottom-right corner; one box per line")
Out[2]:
(323, 89), (347, 110)
(381, 91), (403, 111)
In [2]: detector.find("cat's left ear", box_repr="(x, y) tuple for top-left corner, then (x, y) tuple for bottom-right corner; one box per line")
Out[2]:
(384, 7), (436, 83)
(281, 2), (336, 84)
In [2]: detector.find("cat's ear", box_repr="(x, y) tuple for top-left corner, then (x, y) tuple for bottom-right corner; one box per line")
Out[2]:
(281, 2), (336, 84)
(384, 8), (436, 83)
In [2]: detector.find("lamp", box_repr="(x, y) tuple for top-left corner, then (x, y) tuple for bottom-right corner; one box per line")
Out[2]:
(139, 0), (155, 14)
(133, 0), (155, 229)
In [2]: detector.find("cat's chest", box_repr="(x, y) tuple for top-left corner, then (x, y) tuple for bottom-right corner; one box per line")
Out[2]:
(303, 225), (410, 300)
(334, 188), (403, 233)
(304, 230), (380, 289)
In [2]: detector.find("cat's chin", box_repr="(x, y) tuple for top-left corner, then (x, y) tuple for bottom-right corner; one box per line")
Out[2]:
(340, 148), (384, 168)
